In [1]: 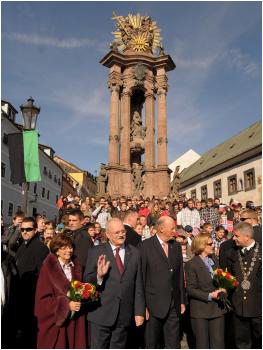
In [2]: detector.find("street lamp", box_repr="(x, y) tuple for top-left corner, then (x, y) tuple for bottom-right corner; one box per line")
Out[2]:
(20, 96), (41, 130)
(20, 97), (41, 215)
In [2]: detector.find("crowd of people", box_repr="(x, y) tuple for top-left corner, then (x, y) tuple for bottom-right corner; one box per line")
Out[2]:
(1, 193), (262, 349)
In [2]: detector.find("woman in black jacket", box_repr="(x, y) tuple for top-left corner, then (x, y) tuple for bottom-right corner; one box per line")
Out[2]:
(185, 233), (226, 348)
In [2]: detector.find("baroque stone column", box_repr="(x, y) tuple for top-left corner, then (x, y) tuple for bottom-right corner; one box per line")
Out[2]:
(120, 91), (131, 168)
(144, 92), (155, 168)
(156, 69), (168, 167)
(108, 85), (120, 165)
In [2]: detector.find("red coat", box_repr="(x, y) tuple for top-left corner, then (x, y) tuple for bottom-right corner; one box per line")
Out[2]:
(35, 253), (86, 349)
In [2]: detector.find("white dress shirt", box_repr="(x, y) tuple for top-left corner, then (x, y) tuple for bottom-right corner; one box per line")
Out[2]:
(58, 258), (74, 282)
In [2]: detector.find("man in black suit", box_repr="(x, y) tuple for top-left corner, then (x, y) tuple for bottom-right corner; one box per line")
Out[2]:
(140, 216), (186, 348)
(123, 209), (141, 247)
(84, 218), (145, 349)
(226, 222), (262, 349)
(68, 209), (93, 268)
(15, 217), (49, 348)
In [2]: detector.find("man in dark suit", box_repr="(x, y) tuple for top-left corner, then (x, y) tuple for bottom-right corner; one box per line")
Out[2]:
(123, 209), (141, 247)
(68, 209), (93, 268)
(226, 222), (262, 349)
(84, 218), (145, 349)
(15, 217), (49, 348)
(219, 237), (238, 270)
(140, 216), (186, 348)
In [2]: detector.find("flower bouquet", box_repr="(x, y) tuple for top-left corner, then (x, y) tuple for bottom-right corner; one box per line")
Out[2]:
(67, 280), (99, 319)
(213, 268), (239, 312)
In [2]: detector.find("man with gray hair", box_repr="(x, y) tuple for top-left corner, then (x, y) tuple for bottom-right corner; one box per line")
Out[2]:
(140, 216), (186, 348)
(226, 222), (262, 349)
(84, 218), (145, 348)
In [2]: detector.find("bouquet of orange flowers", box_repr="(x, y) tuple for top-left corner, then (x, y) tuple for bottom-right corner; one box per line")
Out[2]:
(213, 268), (239, 312)
(213, 268), (239, 290)
(67, 280), (99, 319)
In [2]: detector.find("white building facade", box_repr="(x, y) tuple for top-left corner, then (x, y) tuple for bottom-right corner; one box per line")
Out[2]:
(179, 121), (262, 206)
(1, 101), (62, 224)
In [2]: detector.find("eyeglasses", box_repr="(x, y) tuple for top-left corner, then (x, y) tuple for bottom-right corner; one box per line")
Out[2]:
(240, 218), (251, 221)
(21, 227), (34, 232)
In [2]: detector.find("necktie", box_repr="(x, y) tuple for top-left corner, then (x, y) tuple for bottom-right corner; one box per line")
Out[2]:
(162, 242), (168, 257)
(115, 247), (123, 274)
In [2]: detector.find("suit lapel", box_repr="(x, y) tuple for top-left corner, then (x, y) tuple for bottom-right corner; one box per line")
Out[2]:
(153, 235), (169, 266)
(122, 244), (132, 276)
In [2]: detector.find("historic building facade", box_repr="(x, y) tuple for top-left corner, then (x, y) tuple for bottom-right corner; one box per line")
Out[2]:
(53, 155), (96, 197)
(179, 121), (262, 206)
(1, 100), (63, 223)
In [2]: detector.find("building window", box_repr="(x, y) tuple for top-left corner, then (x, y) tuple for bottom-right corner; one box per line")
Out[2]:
(56, 195), (58, 203)
(201, 185), (208, 200)
(58, 178), (61, 186)
(191, 189), (196, 200)
(1, 163), (6, 178)
(17, 205), (21, 212)
(43, 166), (47, 175)
(54, 175), (57, 183)
(47, 190), (50, 200)
(244, 168), (256, 191)
(8, 203), (13, 217)
(34, 183), (37, 194)
(3, 133), (8, 145)
(49, 170), (52, 179)
(42, 187), (45, 198)
(228, 175), (237, 195)
(213, 180), (222, 198)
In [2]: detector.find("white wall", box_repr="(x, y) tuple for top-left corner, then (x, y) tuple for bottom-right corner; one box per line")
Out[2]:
(180, 156), (262, 206)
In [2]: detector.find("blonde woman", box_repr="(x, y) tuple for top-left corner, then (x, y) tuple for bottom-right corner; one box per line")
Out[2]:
(185, 233), (226, 348)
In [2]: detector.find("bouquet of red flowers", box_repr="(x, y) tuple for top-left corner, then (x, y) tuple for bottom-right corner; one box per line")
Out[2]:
(67, 280), (99, 319)
(213, 268), (239, 312)
(213, 268), (239, 290)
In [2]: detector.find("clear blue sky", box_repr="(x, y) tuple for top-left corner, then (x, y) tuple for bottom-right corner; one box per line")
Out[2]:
(2, 1), (262, 175)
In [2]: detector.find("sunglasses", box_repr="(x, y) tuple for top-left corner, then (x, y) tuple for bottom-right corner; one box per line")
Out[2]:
(21, 227), (34, 232)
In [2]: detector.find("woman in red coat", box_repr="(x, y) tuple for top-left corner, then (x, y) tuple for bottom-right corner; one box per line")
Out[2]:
(35, 235), (86, 349)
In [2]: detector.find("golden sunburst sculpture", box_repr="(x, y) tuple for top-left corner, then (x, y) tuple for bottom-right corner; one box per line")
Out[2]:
(111, 12), (163, 54)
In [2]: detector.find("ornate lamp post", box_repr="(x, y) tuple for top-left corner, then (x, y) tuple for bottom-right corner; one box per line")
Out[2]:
(20, 97), (41, 215)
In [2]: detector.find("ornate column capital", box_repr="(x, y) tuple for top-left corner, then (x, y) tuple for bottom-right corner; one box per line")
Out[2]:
(108, 71), (122, 92)
(157, 137), (168, 145)
(109, 135), (120, 143)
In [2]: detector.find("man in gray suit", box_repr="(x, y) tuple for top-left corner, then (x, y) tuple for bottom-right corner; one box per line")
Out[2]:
(84, 218), (145, 349)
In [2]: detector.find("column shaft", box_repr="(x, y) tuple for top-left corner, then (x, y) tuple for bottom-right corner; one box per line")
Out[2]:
(120, 93), (131, 167)
(144, 94), (155, 168)
(157, 92), (168, 166)
(108, 87), (120, 165)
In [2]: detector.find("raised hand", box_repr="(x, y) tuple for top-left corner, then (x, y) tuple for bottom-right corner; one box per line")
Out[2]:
(97, 254), (110, 279)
